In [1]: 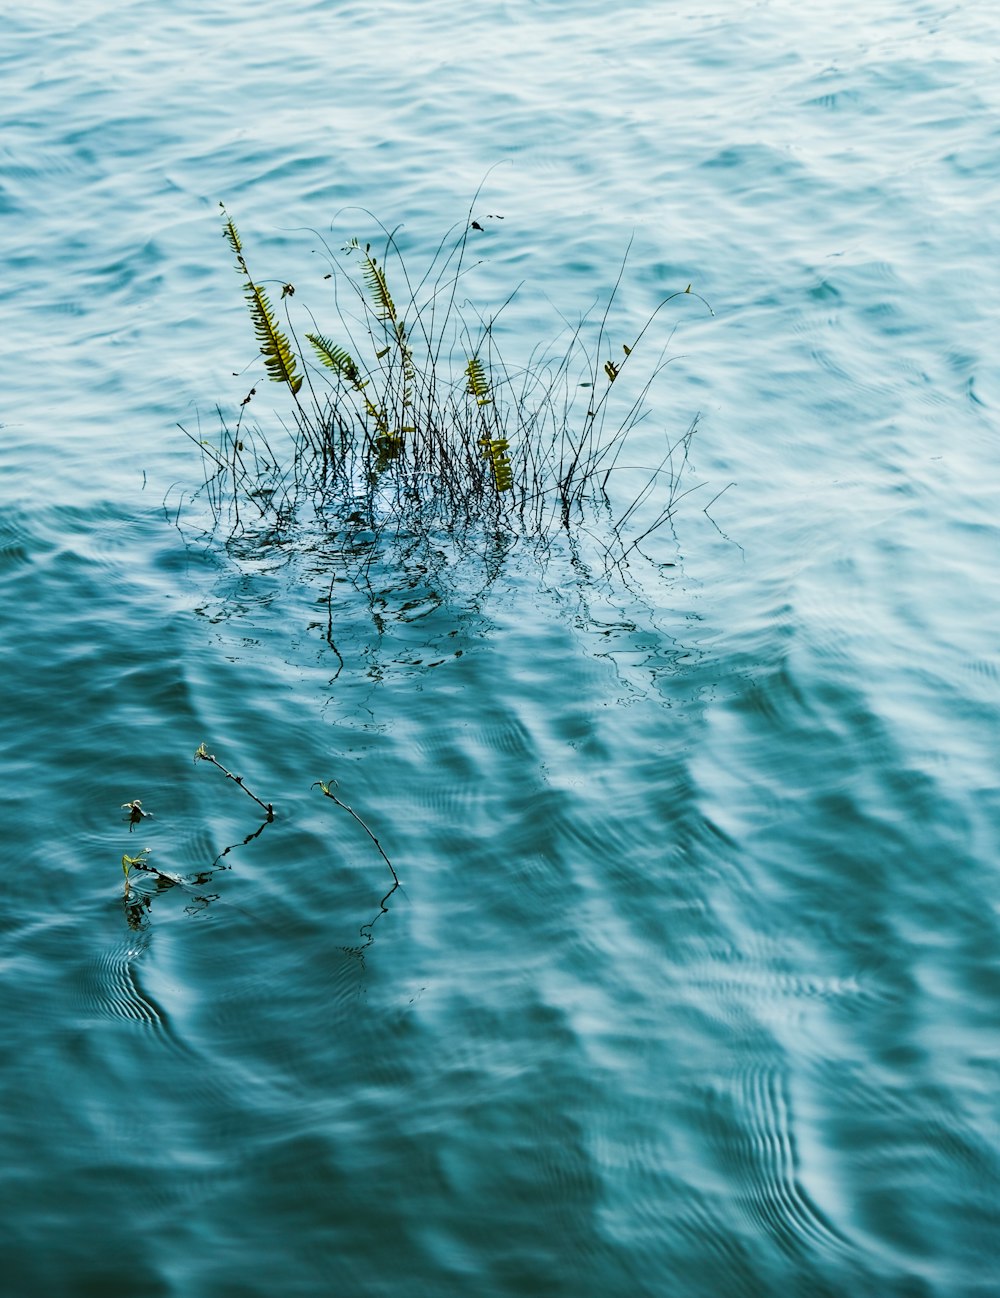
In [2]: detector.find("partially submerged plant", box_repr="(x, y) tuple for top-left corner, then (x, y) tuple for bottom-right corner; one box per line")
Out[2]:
(315, 778), (400, 946)
(314, 778), (398, 889)
(188, 202), (711, 565)
(195, 741), (274, 820)
(121, 799), (151, 832)
(112, 754), (396, 943)
(122, 848), (151, 894)
(116, 757), (276, 926)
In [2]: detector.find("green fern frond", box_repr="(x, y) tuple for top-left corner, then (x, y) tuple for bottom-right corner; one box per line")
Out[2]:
(344, 239), (396, 320)
(479, 436), (513, 492)
(305, 332), (365, 387)
(221, 206), (301, 394)
(361, 255), (397, 323)
(221, 209), (243, 259)
(244, 282), (302, 394)
(465, 356), (493, 406)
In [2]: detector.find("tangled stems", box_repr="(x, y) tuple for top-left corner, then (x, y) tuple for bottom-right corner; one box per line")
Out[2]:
(189, 205), (713, 562)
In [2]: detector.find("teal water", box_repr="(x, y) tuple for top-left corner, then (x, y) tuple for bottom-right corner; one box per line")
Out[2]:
(3, 2), (999, 1295)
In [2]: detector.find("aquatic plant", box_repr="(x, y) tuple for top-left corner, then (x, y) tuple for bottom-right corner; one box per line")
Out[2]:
(112, 755), (397, 951)
(189, 202), (711, 563)
(115, 753), (276, 927)
(315, 778), (398, 888)
(122, 848), (151, 887)
(315, 778), (399, 948)
(194, 741), (274, 820)
(120, 846), (150, 908)
(121, 798), (151, 832)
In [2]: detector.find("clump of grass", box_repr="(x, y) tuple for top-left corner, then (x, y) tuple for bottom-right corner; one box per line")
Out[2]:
(187, 200), (711, 565)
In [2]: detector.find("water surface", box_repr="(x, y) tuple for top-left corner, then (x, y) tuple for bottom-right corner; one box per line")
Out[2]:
(2, 2), (999, 1295)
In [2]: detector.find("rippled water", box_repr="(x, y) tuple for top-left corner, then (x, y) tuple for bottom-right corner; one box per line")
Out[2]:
(3, 2), (999, 1295)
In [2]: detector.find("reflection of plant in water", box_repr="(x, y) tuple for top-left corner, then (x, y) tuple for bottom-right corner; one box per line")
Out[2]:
(124, 893), (152, 931)
(201, 815), (271, 877)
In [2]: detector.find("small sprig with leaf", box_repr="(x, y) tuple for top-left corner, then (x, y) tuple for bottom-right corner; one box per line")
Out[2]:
(121, 799), (152, 832)
(314, 779), (398, 888)
(122, 848), (151, 893)
(195, 742), (274, 820)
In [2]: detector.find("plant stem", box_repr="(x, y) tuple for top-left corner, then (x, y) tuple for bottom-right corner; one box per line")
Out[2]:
(315, 780), (398, 886)
(195, 743), (274, 820)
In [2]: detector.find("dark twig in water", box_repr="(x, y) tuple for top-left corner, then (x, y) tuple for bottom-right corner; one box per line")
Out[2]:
(314, 778), (399, 887)
(194, 742), (274, 820)
(359, 877), (400, 944)
(205, 817), (273, 874)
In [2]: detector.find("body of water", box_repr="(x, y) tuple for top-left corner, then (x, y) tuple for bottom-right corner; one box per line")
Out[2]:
(2, 2), (998, 1294)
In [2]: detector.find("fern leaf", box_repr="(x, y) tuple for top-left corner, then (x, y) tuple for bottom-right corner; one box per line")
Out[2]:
(244, 282), (302, 394)
(465, 356), (493, 406)
(305, 332), (364, 387)
(221, 210), (243, 258)
(479, 436), (513, 492)
(361, 254), (397, 323)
